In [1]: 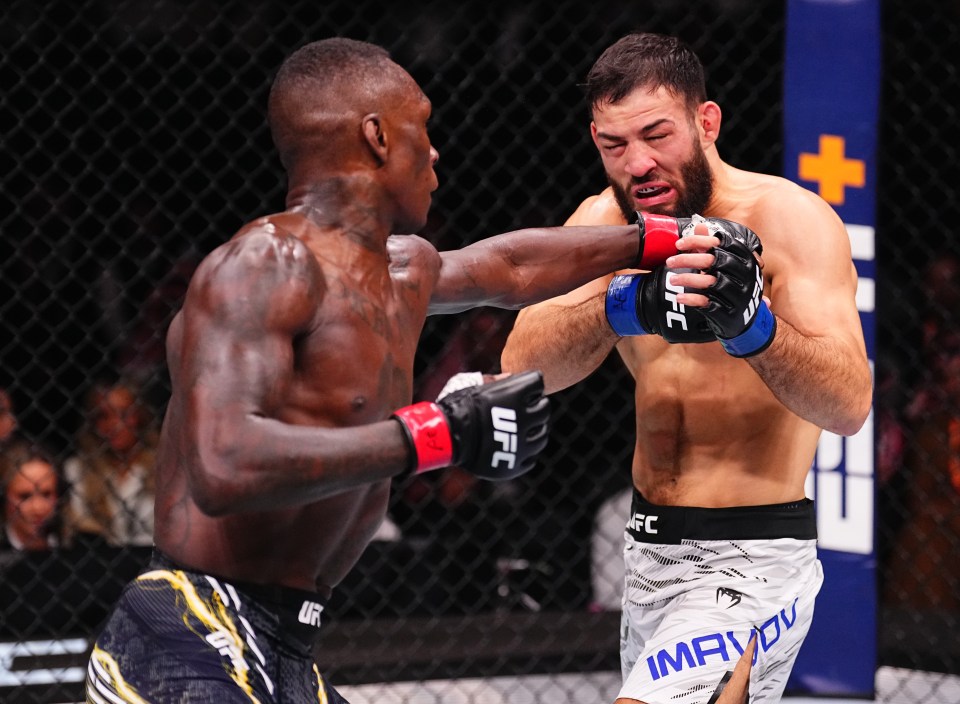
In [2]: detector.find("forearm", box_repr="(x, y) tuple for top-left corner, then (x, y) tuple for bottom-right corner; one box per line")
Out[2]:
(747, 316), (872, 436)
(497, 225), (639, 307)
(193, 416), (410, 515)
(435, 225), (639, 313)
(502, 292), (619, 394)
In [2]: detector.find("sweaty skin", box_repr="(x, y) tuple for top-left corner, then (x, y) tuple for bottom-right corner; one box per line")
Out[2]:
(502, 87), (871, 510)
(151, 61), (649, 596)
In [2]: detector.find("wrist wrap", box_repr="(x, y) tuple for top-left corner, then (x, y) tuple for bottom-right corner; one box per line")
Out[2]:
(636, 213), (682, 269)
(605, 274), (649, 336)
(393, 402), (454, 473)
(719, 301), (777, 358)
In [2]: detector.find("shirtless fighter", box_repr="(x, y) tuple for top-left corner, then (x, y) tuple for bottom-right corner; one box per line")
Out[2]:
(501, 33), (872, 704)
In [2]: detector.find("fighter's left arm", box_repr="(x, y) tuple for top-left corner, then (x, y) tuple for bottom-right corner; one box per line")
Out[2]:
(674, 191), (873, 436)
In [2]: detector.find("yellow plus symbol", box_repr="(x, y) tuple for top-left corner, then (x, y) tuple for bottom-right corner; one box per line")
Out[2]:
(798, 135), (865, 205)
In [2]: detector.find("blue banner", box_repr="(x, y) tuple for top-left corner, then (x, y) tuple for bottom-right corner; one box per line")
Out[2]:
(784, 0), (879, 697)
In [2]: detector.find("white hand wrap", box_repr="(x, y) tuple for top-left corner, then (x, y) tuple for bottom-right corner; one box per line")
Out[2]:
(436, 372), (485, 401)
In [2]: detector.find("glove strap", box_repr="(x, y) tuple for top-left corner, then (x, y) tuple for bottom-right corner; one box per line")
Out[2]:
(719, 301), (777, 358)
(393, 402), (454, 474)
(605, 274), (649, 337)
(636, 212), (681, 269)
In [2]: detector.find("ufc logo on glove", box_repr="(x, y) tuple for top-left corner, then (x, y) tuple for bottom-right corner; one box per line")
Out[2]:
(491, 407), (518, 470)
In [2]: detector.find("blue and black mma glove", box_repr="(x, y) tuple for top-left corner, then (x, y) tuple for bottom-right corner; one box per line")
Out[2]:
(604, 266), (714, 343)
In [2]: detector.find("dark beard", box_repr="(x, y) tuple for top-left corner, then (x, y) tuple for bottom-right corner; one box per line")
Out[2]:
(609, 147), (715, 220)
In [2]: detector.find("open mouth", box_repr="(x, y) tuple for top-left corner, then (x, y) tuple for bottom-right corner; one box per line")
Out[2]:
(635, 185), (669, 199)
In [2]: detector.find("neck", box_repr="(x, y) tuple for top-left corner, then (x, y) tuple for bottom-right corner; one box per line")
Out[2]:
(286, 176), (393, 253)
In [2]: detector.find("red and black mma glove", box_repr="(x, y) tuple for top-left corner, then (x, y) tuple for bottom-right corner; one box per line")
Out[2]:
(690, 218), (777, 358)
(604, 267), (715, 343)
(606, 210), (720, 343)
(392, 370), (550, 481)
(634, 211), (718, 269)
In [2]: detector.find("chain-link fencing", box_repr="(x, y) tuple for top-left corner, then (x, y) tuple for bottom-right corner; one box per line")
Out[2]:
(1, 0), (957, 702)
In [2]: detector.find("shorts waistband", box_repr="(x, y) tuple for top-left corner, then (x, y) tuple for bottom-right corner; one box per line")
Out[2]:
(148, 549), (328, 646)
(626, 489), (817, 544)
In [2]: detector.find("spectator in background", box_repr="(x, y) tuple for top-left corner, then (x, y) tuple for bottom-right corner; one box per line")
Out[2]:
(1, 441), (100, 555)
(117, 249), (202, 415)
(883, 326), (960, 613)
(0, 387), (21, 450)
(65, 378), (158, 546)
(0, 440), (124, 637)
(919, 254), (960, 352)
(907, 253), (960, 422)
(2, 441), (62, 554)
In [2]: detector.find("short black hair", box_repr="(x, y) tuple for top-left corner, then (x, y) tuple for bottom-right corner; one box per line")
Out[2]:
(585, 33), (707, 115)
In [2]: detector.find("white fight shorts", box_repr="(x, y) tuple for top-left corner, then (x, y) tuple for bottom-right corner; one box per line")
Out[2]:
(618, 490), (822, 704)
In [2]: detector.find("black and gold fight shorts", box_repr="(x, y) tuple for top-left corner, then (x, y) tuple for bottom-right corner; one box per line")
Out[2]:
(85, 551), (349, 704)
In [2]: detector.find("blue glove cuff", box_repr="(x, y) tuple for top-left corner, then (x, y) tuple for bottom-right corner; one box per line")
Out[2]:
(720, 300), (776, 358)
(605, 274), (648, 336)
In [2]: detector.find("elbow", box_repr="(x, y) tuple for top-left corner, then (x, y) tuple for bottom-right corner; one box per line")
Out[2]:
(190, 468), (237, 517)
(828, 381), (874, 437)
(190, 442), (250, 517)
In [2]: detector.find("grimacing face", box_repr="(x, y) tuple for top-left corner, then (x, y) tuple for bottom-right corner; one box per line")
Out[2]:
(591, 86), (714, 220)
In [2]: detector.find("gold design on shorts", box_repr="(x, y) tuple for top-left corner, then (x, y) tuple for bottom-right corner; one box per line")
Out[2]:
(87, 646), (150, 704)
(138, 569), (260, 702)
(314, 664), (329, 704)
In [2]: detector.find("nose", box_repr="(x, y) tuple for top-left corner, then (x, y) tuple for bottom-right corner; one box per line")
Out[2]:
(430, 146), (439, 166)
(22, 496), (51, 521)
(624, 143), (656, 179)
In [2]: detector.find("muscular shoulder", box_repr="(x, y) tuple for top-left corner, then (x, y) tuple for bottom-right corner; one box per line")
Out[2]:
(188, 217), (322, 331)
(726, 173), (854, 291)
(387, 233), (440, 272)
(565, 187), (627, 226)
(722, 172), (846, 255)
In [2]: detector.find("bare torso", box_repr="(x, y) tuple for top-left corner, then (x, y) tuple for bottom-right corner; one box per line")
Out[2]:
(589, 170), (823, 507)
(153, 213), (435, 595)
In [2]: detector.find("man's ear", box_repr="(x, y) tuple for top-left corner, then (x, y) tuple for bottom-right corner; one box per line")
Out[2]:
(698, 101), (721, 147)
(362, 113), (388, 165)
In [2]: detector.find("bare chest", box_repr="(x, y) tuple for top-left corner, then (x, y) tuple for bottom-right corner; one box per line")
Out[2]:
(288, 274), (428, 424)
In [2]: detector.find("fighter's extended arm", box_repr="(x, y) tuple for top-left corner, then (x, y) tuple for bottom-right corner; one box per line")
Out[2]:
(498, 196), (635, 394)
(428, 213), (686, 315)
(670, 192), (872, 436)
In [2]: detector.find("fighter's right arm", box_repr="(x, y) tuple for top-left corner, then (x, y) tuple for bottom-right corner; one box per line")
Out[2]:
(500, 195), (624, 394)
(178, 229), (549, 516)
(177, 230), (416, 515)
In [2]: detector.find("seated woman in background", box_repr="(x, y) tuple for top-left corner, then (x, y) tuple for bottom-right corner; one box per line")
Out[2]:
(1, 441), (99, 554)
(65, 378), (158, 547)
(0, 387), (20, 451)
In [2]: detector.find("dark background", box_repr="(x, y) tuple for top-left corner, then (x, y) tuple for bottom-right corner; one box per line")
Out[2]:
(1, 1), (958, 702)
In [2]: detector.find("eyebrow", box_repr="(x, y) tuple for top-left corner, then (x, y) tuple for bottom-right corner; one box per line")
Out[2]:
(595, 118), (675, 141)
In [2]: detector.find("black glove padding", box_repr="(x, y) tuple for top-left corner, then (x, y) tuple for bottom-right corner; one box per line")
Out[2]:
(685, 218), (768, 341)
(637, 266), (716, 343)
(437, 370), (550, 481)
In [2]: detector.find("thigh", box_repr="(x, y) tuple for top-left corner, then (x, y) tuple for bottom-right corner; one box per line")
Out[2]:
(86, 575), (276, 704)
(619, 540), (823, 704)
